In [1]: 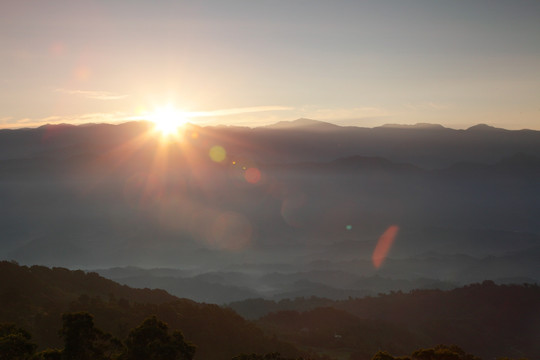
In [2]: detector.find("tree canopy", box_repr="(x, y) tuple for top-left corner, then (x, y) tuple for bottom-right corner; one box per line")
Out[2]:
(124, 316), (195, 360)
(0, 323), (37, 360)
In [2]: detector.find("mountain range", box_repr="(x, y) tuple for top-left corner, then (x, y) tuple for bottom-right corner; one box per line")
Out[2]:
(0, 119), (539, 303)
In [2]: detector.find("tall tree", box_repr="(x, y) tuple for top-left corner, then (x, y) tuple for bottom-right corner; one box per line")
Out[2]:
(59, 312), (122, 360)
(124, 316), (195, 360)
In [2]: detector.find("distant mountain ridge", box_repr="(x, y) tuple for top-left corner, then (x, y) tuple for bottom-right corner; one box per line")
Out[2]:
(266, 119), (524, 132)
(466, 123), (506, 132)
(1, 119), (539, 168)
(1, 119), (539, 306)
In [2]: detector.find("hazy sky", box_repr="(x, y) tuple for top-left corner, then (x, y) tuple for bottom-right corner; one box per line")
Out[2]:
(1, 0), (539, 129)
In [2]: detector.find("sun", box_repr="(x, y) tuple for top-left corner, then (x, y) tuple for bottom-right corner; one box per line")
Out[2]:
(148, 105), (189, 136)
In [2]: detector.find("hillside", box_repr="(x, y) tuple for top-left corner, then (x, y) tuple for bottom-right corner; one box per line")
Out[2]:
(230, 281), (540, 360)
(1, 263), (538, 359)
(0, 261), (304, 360)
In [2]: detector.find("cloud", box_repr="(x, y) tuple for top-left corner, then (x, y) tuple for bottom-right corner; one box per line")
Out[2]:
(301, 106), (391, 121)
(184, 105), (393, 127)
(55, 88), (129, 100)
(1, 112), (134, 129)
(188, 105), (293, 117)
(0, 117), (14, 125)
(1, 106), (293, 130)
(403, 102), (448, 111)
(45, 112), (133, 124)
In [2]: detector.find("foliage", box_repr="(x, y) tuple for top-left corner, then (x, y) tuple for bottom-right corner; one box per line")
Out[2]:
(231, 353), (317, 360)
(59, 312), (123, 360)
(410, 344), (481, 360)
(124, 316), (195, 360)
(371, 351), (404, 360)
(370, 345), (484, 360)
(1, 316), (525, 360)
(257, 307), (418, 357)
(31, 348), (62, 360)
(0, 323), (37, 360)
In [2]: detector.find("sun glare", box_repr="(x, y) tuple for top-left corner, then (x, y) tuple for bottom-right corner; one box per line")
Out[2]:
(148, 106), (189, 136)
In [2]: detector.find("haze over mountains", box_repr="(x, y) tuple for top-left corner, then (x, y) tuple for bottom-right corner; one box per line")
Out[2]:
(1, 119), (539, 303)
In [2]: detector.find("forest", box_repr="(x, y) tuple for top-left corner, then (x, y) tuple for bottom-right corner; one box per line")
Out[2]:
(0, 316), (493, 360)
(1, 261), (537, 360)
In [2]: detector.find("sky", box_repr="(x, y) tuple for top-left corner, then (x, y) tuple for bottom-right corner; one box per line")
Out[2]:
(1, 0), (540, 130)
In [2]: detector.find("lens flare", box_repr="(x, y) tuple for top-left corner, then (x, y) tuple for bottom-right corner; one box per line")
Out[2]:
(74, 66), (91, 81)
(372, 225), (399, 269)
(209, 145), (226, 162)
(244, 167), (261, 184)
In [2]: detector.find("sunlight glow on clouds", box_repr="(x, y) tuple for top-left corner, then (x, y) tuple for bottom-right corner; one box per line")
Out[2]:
(300, 107), (392, 124)
(404, 102), (448, 110)
(0, 112), (134, 129)
(55, 88), (129, 100)
(0, 105), (293, 129)
(189, 106), (293, 117)
(0, 117), (14, 125)
(142, 105), (294, 127)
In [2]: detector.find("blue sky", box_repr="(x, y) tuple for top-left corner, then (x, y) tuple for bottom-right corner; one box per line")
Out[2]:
(1, 0), (539, 129)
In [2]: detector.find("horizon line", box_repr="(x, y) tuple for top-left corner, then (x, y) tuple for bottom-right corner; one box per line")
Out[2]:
(1, 118), (538, 132)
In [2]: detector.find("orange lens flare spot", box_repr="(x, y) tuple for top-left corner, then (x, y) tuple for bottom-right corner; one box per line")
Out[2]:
(74, 66), (91, 81)
(372, 225), (399, 269)
(244, 167), (261, 184)
(209, 145), (226, 162)
(49, 42), (65, 56)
